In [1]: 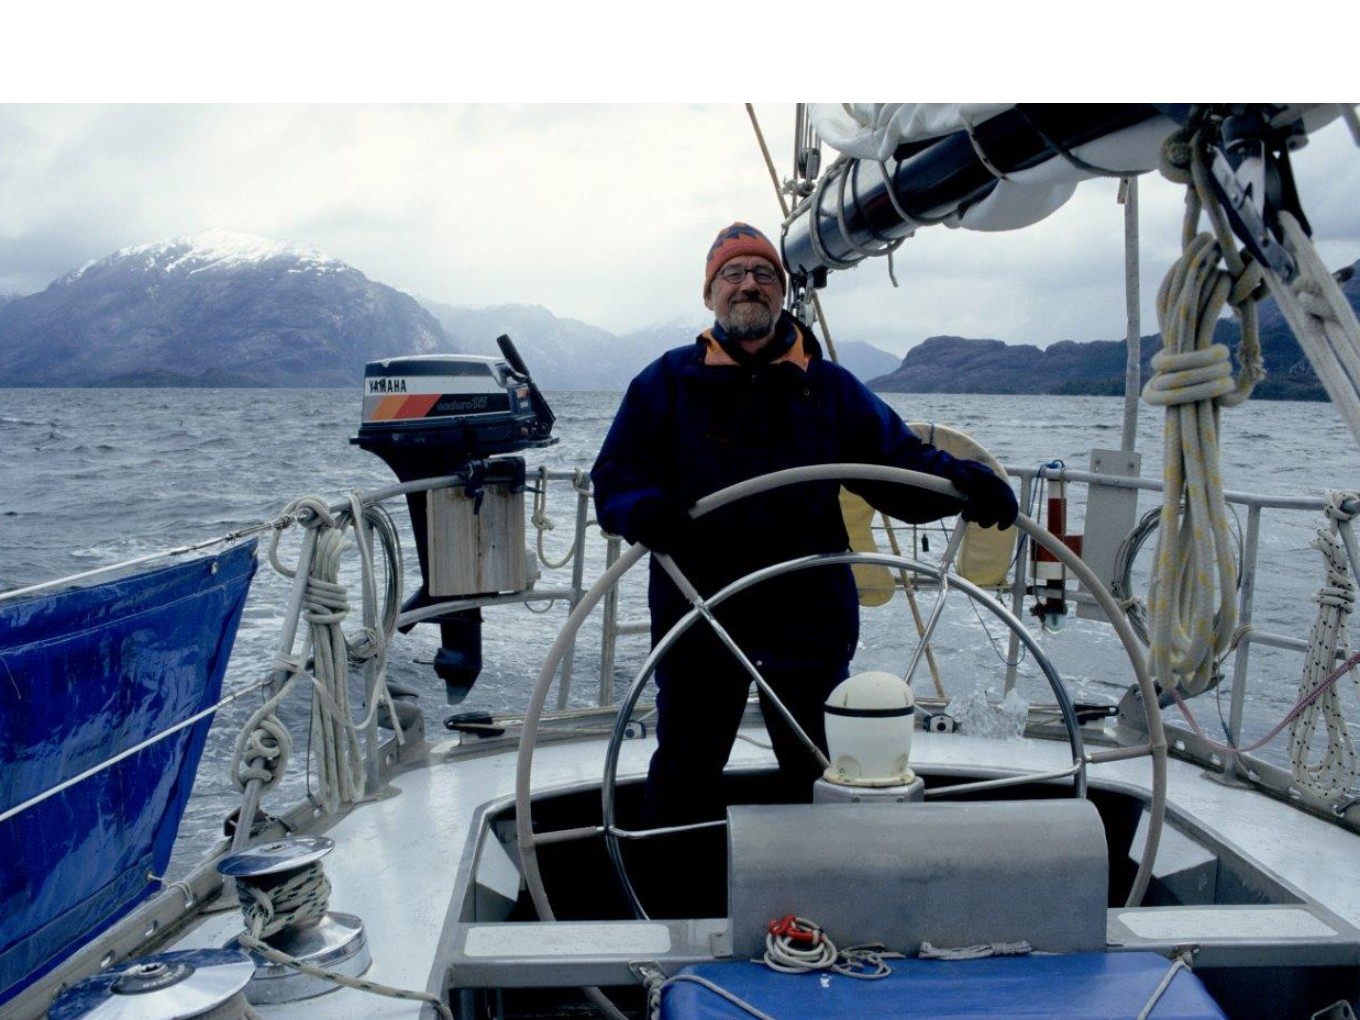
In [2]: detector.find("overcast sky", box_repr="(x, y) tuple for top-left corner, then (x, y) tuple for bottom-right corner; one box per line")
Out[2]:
(2, 15), (1356, 357)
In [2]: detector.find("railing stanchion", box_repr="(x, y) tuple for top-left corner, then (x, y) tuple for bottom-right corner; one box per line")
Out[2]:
(1223, 503), (1263, 782)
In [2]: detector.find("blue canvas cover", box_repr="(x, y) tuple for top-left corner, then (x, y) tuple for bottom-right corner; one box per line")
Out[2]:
(0, 541), (257, 1007)
(661, 952), (1228, 1019)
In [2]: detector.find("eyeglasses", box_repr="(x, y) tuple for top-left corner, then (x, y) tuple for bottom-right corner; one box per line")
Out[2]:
(717, 264), (780, 286)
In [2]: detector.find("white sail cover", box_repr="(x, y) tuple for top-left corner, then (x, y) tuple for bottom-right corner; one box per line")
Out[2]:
(805, 104), (1349, 233)
(809, 104), (1015, 161)
(807, 104), (1177, 232)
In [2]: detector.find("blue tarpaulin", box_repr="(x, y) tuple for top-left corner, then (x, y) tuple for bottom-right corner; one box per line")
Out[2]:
(662, 953), (1228, 1019)
(0, 541), (257, 1007)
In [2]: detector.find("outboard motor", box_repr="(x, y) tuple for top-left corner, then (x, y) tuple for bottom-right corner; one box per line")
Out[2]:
(351, 335), (556, 702)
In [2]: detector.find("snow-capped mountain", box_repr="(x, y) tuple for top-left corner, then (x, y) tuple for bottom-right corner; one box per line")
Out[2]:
(0, 231), (445, 387)
(0, 231), (902, 390)
(63, 230), (352, 284)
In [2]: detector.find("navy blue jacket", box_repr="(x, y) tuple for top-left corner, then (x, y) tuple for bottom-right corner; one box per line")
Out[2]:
(592, 313), (974, 671)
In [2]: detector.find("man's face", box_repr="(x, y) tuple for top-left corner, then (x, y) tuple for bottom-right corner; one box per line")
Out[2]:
(705, 257), (782, 344)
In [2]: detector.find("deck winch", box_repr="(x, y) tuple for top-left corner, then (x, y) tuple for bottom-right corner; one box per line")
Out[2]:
(217, 835), (370, 1004)
(47, 948), (255, 1019)
(816, 671), (923, 803)
(351, 335), (556, 702)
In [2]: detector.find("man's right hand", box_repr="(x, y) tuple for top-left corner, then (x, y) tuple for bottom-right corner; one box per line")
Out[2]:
(946, 461), (1019, 530)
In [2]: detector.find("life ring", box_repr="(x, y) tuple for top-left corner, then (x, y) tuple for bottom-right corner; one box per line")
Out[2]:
(842, 423), (1015, 606)
(909, 422), (1017, 588)
(842, 488), (896, 607)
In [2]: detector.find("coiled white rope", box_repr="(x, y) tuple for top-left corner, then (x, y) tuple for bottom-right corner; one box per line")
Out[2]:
(1113, 502), (1244, 650)
(760, 916), (903, 978)
(230, 694), (293, 793)
(230, 494), (404, 813)
(302, 524), (368, 811)
(1290, 493), (1358, 796)
(641, 916), (906, 1020)
(1142, 136), (1264, 696)
(761, 915), (839, 973)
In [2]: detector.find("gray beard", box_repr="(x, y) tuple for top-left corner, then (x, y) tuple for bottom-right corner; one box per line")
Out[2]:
(721, 302), (775, 341)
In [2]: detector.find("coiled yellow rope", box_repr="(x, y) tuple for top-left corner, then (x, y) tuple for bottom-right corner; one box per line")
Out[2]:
(1142, 136), (1263, 696)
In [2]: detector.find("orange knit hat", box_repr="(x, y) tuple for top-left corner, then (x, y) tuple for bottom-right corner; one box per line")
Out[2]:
(703, 222), (786, 297)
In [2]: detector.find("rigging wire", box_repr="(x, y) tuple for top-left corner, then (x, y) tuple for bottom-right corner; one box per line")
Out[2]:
(745, 103), (839, 363)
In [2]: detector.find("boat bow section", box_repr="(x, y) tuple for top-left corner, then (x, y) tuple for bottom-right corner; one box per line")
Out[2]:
(0, 541), (258, 1007)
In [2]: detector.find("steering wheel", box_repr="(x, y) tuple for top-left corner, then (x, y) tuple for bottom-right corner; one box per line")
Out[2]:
(513, 465), (1168, 930)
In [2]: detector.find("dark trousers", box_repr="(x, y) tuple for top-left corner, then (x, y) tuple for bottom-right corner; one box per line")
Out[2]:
(642, 658), (849, 827)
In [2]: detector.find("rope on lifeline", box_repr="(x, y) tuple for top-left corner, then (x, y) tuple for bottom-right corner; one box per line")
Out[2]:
(230, 663), (298, 795)
(1141, 135), (1265, 697)
(300, 526), (366, 811)
(1113, 502), (1245, 649)
(531, 467), (588, 570)
(230, 494), (404, 812)
(1169, 648), (1360, 756)
(1290, 493), (1359, 796)
(232, 862), (453, 1020)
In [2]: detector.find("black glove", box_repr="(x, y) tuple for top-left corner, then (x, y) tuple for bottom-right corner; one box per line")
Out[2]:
(945, 460), (1018, 530)
(628, 496), (694, 553)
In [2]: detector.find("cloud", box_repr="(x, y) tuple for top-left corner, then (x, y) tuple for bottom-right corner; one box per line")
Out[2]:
(0, 104), (1355, 359)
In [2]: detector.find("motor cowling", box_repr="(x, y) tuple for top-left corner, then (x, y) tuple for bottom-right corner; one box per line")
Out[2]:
(351, 337), (555, 702)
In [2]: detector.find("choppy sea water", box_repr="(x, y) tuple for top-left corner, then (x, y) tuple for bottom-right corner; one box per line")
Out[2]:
(3, 387), (1358, 877)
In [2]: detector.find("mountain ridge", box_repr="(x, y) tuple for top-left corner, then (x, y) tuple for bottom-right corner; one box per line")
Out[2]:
(0, 231), (1353, 398)
(0, 233), (902, 390)
(865, 261), (1360, 401)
